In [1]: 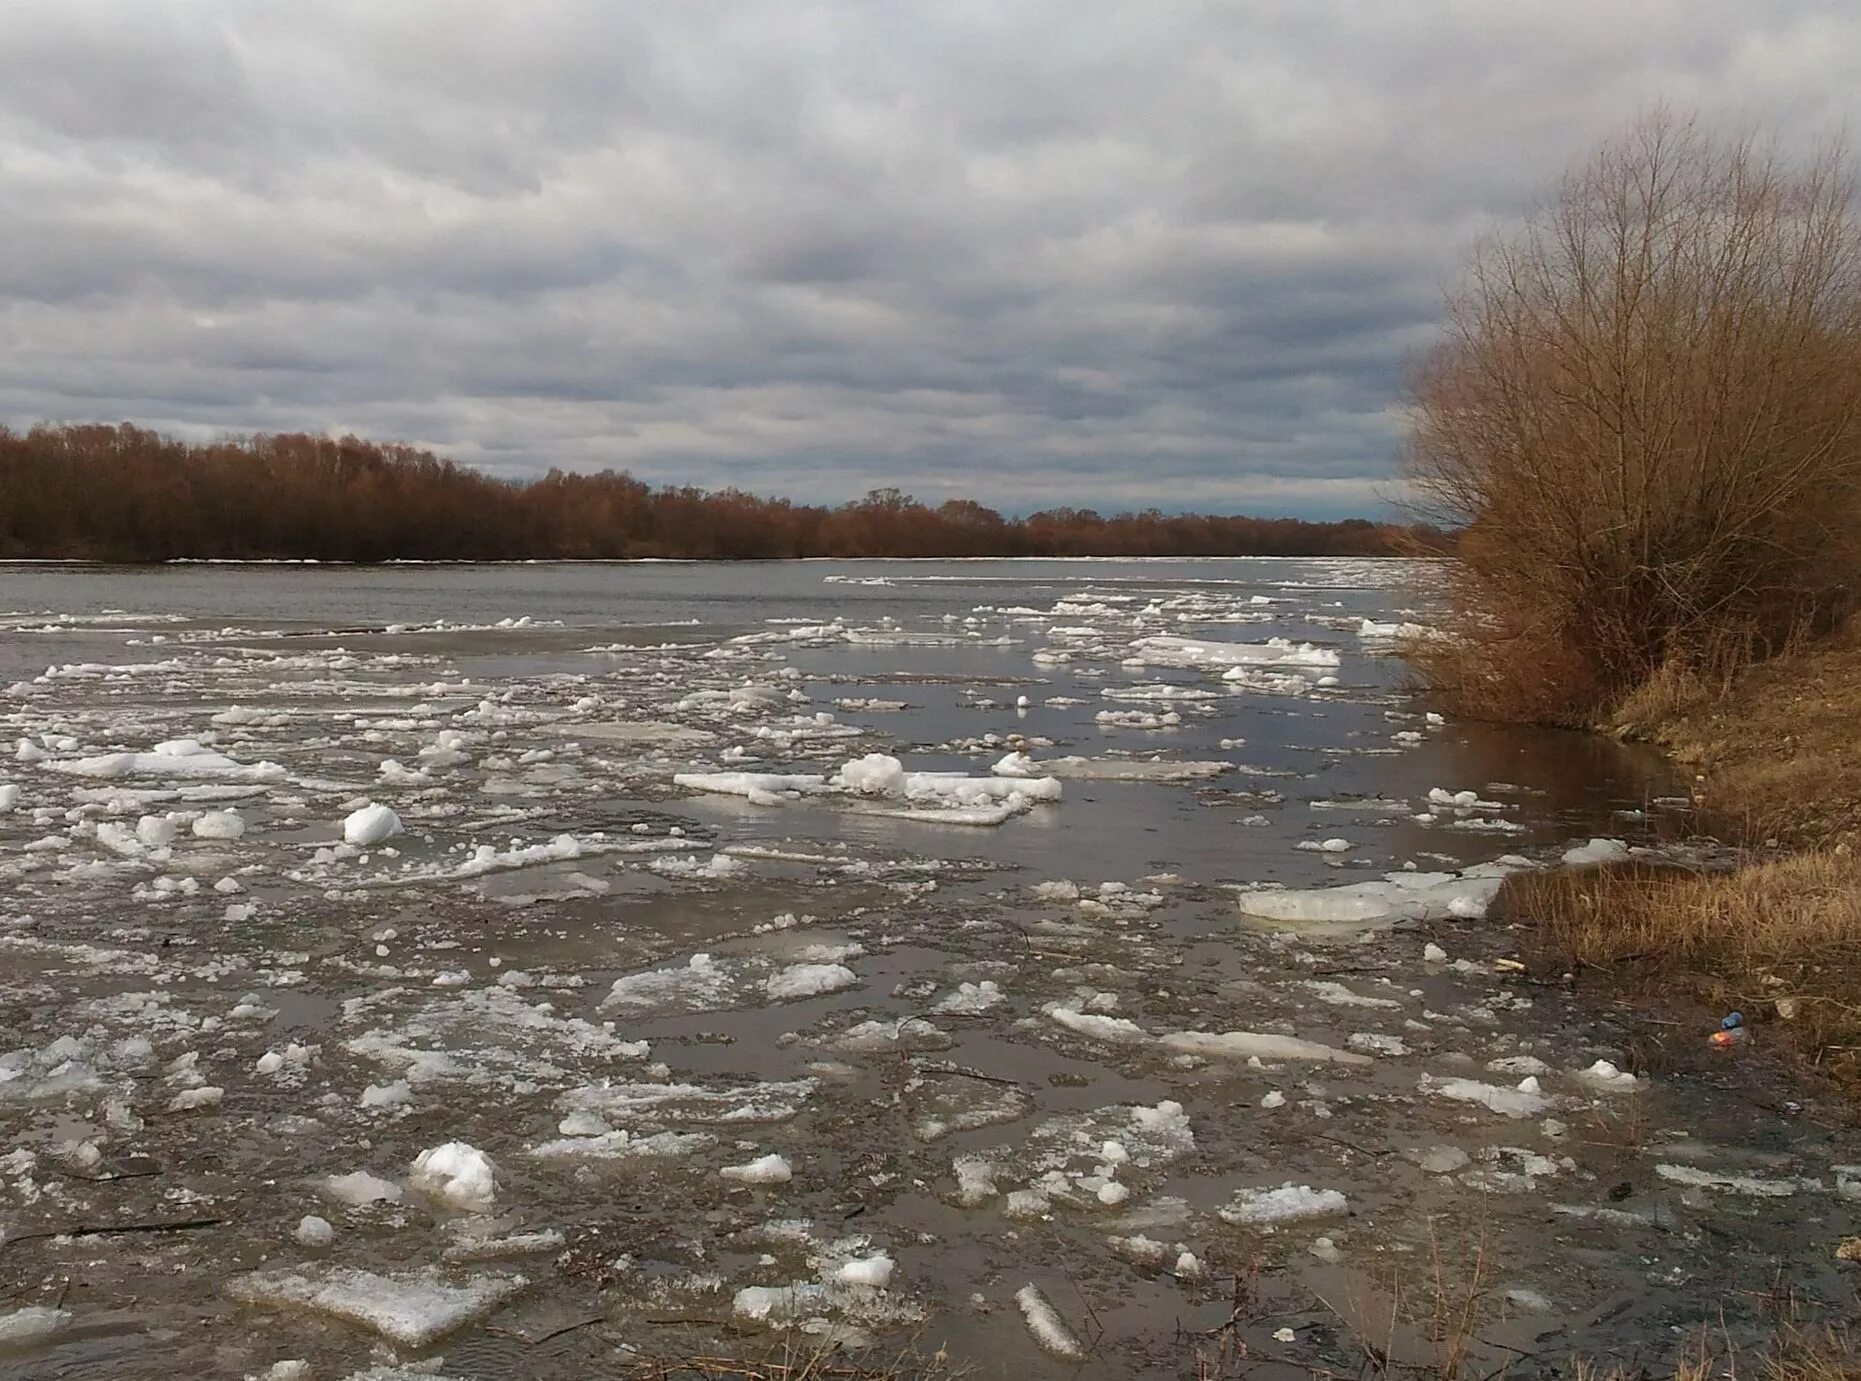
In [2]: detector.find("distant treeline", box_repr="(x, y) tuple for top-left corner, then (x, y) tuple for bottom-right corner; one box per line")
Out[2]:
(0, 424), (1444, 563)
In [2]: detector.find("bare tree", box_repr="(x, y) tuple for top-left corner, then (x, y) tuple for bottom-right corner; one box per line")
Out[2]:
(1406, 110), (1861, 722)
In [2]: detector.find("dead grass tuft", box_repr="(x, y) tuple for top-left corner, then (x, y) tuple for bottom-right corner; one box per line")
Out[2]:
(1579, 1326), (1861, 1381)
(1762, 1327), (1861, 1381)
(619, 1336), (966, 1380)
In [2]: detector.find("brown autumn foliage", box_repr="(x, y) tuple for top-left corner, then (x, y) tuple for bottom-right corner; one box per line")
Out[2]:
(0, 423), (1440, 563)
(1404, 111), (1861, 725)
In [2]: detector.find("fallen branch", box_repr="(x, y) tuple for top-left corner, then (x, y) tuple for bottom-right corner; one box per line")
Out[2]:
(488, 1313), (607, 1345)
(0, 1216), (225, 1253)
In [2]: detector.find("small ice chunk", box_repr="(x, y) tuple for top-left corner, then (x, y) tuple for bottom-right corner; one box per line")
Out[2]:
(323, 1170), (403, 1206)
(408, 1142), (497, 1213)
(0, 1306), (71, 1347)
(763, 963), (857, 1002)
(837, 1253), (895, 1288)
(731, 1282), (825, 1323)
(295, 1214), (335, 1246)
(192, 809), (246, 840)
(556, 1110), (612, 1137)
(167, 1086), (224, 1112)
(1413, 1146), (1471, 1175)
(342, 803), (403, 846)
(1219, 1183), (1349, 1225)
(1049, 1007), (1148, 1044)
(721, 1153), (793, 1185)
(136, 814), (178, 847)
(1562, 838), (1629, 867)
(953, 1155), (999, 1206)
(1423, 942), (1448, 963)
(1578, 1059), (1639, 1089)
(1015, 1284), (1086, 1360)
(1420, 1075), (1550, 1118)
(359, 1080), (411, 1109)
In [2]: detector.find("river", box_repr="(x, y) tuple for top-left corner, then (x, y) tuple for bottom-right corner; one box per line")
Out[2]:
(0, 558), (1849, 1381)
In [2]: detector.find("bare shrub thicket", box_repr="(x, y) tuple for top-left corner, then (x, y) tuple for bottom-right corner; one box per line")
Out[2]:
(1405, 111), (1861, 723)
(0, 424), (1439, 563)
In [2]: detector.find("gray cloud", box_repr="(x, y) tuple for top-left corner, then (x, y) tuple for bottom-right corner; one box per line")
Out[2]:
(1, 1), (1857, 516)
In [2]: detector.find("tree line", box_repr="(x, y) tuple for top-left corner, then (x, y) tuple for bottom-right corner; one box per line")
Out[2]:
(0, 424), (1441, 563)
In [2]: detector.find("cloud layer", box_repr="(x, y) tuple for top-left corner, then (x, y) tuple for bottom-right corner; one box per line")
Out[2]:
(2, 2), (1857, 514)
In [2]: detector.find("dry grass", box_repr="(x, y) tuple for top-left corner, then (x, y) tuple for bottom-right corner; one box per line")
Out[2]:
(619, 1337), (965, 1380)
(1763, 1328), (1861, 1381)
(1578, 1326), (1861, 1381)
(1614, 615), (1861, 851)
(1500, 853), (1861, 1089)
(1481, 608), (1861, 1096)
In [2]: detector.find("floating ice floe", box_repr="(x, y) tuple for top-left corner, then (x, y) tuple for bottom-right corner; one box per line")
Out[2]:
(1420, 1074), (1550, 1118)
(1045, 1005), (1374, 1064)
(408, 1142), (498, 1212)
(676, 752), (1060, 824)
(1125, 635), (1340, 670)
(48, 738), (288, 784)
(1357, 619), (1434, 641)
(764, 962), (858, 1002)
(323, 1170), (402, 1206)
(1654, 1164), (1811, 1198)
(226, 1266), (527, 1347)
(192, 809), (245, 840)
(1234, 861), (1527, 936)
(1219, 1183), (1350, 1225)
(993, 750), (1227, 782)
(295, 1215), (335, 1247)
(1015, 1285), (1086, 1360)
(1562, 838), (1631, 867)
(0, 1306), (71, 1348)
(722, 1153), (793, 1185)
(342, 802), (402, 846)
(1158, 1030), (1373, 1065)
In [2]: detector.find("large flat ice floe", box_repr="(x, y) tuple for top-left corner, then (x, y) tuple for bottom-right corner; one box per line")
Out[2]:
(1046, 1005), (1376, 1065)
(46, 738), (288, 784)
(226, 1266), (527, 1346)
(1219, 1183), (1350, 1225)
(1234, 861), (1528, 935)
(1124, 634), (1341, 669)
(676, 752), (1060, 825)
(993, 750), (1228, 782)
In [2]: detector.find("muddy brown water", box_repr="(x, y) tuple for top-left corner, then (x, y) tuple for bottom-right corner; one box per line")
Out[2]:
(0, 559), (1853, 1381)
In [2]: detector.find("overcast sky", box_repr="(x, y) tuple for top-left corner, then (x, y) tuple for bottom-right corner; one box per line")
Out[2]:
(2, 3), (1857, 516)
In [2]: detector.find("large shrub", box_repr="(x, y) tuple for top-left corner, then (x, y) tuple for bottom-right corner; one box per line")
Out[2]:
(1406, 112), (1861, 723)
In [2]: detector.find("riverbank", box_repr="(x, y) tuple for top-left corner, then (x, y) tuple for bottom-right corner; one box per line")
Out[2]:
(1497, 618), (1861, 1097)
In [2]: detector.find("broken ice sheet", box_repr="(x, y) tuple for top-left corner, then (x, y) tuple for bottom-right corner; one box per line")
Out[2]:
(226, 1265), (527, 1346)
